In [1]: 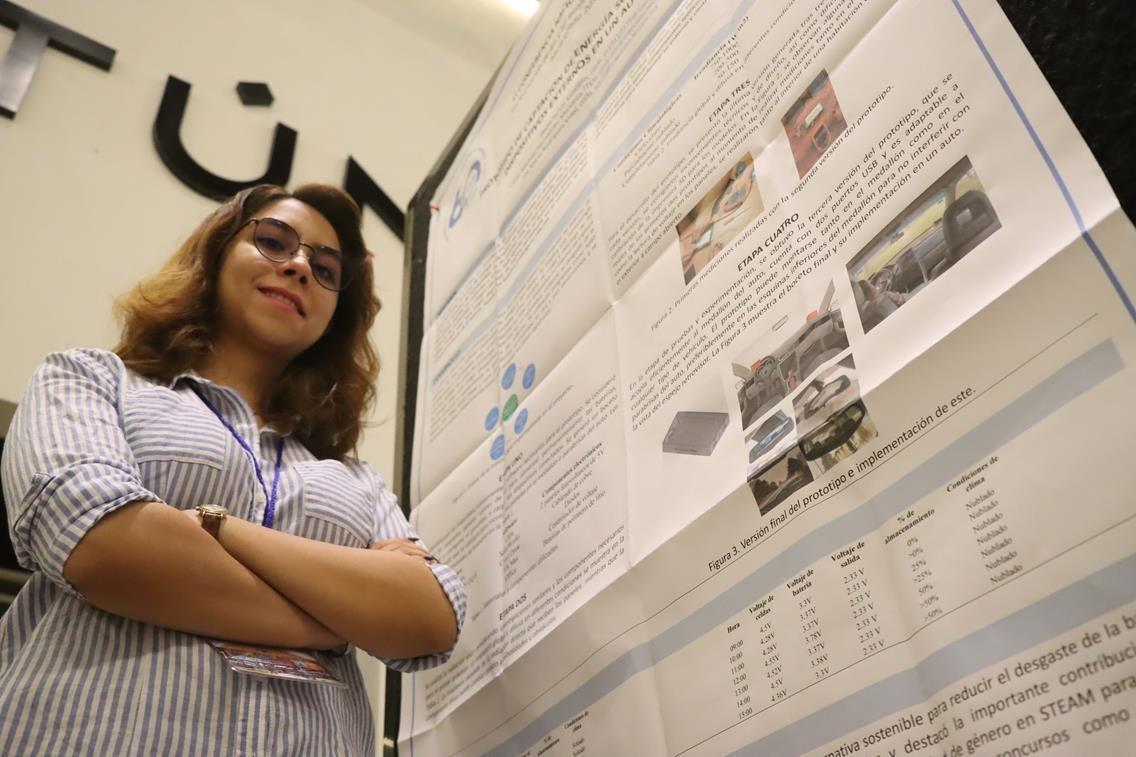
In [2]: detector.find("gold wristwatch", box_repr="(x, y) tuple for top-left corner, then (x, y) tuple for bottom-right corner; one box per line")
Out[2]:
(195, 505), (229, 539)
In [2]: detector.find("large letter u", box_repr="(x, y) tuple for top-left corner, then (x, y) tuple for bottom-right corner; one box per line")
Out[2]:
(153, 75), (296, 200)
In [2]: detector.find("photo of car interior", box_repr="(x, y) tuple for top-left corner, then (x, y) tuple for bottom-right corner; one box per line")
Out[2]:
(792, 356), (879, 474)
(743, 351), (879, 515)
(847, 156), (1001, 332)
(748, 447), (815, 516)
(734, 284), (849, 429)
(798, 401), (873, 463)
(745, 410), (796, 478)
(781, 69), (848, 177)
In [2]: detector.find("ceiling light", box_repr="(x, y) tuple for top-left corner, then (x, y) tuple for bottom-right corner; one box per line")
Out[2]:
(500, 0), (539, 18)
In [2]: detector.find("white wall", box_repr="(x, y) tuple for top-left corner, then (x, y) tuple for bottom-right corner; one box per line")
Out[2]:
(0, 0), (526, 747)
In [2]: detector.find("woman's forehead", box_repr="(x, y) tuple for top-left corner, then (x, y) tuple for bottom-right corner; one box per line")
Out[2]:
(258, 198), (340, 249)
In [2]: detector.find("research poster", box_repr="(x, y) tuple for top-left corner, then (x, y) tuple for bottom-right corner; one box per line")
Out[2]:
(403, 0), (1136, 754)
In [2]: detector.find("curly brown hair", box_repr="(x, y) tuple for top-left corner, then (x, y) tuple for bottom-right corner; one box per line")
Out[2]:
(114, 183), (381, 460)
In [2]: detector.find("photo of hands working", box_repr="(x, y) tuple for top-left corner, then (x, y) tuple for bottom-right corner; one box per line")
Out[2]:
(677, 152), (764, 283)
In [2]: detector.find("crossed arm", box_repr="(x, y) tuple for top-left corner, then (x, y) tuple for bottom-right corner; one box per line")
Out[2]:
(63, 500), (457, 659)
(8, 352), (458, 661)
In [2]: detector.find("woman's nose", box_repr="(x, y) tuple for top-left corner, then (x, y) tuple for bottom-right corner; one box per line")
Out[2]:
(279, 247), (312, 284)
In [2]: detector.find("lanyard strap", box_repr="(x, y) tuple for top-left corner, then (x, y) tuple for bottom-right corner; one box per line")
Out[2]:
(190, 385), (284, 528)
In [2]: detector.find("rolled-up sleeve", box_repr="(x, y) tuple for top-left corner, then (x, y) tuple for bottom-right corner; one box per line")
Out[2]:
(0, 349), (161, 596)
(366, 464), (467, 672)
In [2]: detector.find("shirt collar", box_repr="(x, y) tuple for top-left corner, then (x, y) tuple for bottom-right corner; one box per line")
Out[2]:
(167, 369), (205, 389)
(169, 371), (292, 438)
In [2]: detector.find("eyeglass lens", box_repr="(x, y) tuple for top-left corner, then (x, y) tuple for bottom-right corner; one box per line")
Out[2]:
(252, 218), (349, 291)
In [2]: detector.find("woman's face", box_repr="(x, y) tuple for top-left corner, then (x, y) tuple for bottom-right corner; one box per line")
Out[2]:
(214, 198), (341, 364)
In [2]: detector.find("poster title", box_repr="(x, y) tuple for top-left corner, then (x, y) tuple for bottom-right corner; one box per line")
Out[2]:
(490, 0), (637, 189)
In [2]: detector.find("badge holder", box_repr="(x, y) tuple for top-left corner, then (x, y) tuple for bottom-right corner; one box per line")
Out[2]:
(209, 640), (348, 687)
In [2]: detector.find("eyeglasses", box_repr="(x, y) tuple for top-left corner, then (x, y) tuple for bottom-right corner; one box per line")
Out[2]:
(245, 217), (354, 292)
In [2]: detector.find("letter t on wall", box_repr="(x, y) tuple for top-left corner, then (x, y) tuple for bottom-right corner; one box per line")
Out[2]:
(0, 0), (114, 118)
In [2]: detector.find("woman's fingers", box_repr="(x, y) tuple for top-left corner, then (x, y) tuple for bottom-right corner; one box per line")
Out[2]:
(370, 538), (423, 554)
(369, 538), (437, 562)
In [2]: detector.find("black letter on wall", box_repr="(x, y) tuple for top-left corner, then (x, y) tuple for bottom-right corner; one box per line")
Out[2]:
(0, 0), (114, 118)
(344, 157), (406, 241)
(153, 75), (296, 200)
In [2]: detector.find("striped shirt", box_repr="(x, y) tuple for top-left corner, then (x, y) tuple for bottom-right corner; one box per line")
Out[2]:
(0, 348), (466, 756)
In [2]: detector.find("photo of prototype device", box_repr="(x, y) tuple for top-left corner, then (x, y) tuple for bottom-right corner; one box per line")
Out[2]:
(662, 411), (730, 456)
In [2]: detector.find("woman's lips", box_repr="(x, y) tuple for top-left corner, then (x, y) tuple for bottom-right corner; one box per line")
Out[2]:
(258, 287), (305, 316)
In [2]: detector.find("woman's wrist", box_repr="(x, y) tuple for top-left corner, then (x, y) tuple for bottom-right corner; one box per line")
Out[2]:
(181, 507), (344, 649)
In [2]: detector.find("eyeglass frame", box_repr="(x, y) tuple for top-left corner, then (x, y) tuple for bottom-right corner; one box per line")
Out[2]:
(238, 217), (356, 292)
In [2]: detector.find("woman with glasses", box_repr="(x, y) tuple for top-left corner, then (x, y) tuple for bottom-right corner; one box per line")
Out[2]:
(0, 184), (465, 755)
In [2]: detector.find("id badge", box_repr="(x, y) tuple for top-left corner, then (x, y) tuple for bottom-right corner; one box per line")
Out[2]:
(209, 640), (348, 687)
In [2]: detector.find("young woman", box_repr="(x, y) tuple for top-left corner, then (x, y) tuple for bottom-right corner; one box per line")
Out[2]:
(0, 184), (465, 755)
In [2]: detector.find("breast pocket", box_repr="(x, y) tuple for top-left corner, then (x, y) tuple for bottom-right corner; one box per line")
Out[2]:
(294, 460), (375, 548)
(122, 389), (235, 507)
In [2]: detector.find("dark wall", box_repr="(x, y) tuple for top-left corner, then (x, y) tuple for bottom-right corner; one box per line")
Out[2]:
(0, 438), (15, 572)
(998, 1), (1135, 218)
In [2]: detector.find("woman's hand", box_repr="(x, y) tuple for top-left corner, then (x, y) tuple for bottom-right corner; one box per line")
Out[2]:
(370, 538), (437, 563)
(177, 511), (453, 657)
(214, 520), (458, 658)
(184, 509), (431, 561)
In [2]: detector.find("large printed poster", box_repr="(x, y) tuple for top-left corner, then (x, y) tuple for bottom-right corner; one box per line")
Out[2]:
(403, 0), (1136, 753)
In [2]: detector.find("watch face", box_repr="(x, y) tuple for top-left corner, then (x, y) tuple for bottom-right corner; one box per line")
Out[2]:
(197, 505), (228, 539)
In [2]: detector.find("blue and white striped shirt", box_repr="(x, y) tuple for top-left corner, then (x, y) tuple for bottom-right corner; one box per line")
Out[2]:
(0, 348), (466, 756)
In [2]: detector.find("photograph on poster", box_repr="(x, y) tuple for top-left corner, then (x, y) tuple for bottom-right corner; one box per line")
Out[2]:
(781, 70), (848, 177)
(732, 283), (848, 429)
(677, 152), (763, 283)
(847, 156), (1002, 332)
(792, 355), (879, 474)
(748, 446), (814, 515)
(662, 410), (730, 456)
(745, 409), (797, 479)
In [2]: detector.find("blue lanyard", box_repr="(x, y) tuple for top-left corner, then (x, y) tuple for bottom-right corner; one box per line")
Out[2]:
(190, 385), (284, 529)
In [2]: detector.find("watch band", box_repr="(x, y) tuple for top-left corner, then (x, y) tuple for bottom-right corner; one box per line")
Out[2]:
(196, 505), (228, 540)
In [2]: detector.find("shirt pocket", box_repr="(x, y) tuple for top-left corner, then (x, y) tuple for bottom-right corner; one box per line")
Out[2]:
(122, 390), (232, 506)
(294, 460), (375, 548)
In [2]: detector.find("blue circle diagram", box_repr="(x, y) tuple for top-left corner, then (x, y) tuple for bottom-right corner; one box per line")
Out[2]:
(501, 363), (517, 390)
(514, 408), (529, 435)
(522, 363), (537, 390)
(484, 406), (500, 431)
(490, 434), (506, 460)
